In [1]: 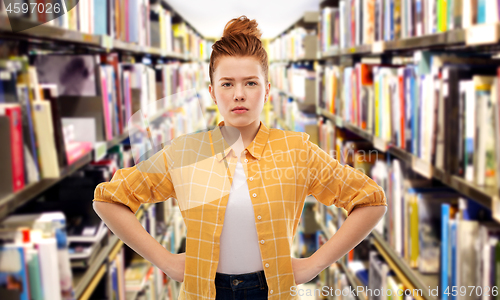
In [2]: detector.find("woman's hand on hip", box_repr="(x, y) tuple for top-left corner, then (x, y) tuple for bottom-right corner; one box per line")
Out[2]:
(291, 257), (323, 285)
(164, 252), (186, 282)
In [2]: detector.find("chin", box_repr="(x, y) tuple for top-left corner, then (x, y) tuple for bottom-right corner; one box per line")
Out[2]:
(226, 118), (256, 128)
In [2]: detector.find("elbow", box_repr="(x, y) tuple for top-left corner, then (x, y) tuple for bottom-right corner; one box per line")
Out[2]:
(93, 201), (100, 214)
(374, 189), (388, 217)
(377, 206), (387, 225)
(93, 201), (107, 217)
(372, 205), (387, 221)
(378, 205), (387, 217)
(93, 201), (131, 216)
(350, 204), (387, 220)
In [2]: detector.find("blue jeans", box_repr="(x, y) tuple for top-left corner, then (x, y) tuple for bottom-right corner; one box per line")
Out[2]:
(215, 270), (268, 300)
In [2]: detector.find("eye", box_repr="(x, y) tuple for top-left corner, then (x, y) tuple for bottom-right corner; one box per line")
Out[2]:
(247, 81), (257, 86)
(221, 82), (231, 87)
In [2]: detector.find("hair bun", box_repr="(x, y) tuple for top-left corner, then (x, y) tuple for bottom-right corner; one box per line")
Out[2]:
(223, 16), (262, 39)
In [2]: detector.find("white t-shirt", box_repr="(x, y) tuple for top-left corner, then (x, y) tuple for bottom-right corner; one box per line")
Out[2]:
(216, 157), (264, 274)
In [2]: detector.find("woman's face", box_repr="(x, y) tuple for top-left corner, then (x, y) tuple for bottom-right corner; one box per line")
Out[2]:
(209, 56), (270, 128)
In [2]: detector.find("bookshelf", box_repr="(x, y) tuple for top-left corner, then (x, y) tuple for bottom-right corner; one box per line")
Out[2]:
(318, 25), (500, 59)
(318, 102), (499, 300)
(315, 211), (367, 300)
(317, 2), (500, 58)
(74, 234), (120, 300)
(71, 198), (186, 299)
(0, 132), (128, 222)
(315, 203), (440, 300)
(371, 237), (430, 300)
(74, 203), (146, 300)
(269, 10), (378, 300)
(6, 1), (500, 299)
(320, 29), (467, 58)
(72, 203), (184, 300)
(1, 15), (199, 61)
(321, 44), (372, 58)
(371, 231), (438, 300)
(314, 2), (500, 300)
(338, 262), (367, 300)
(0, 130), (126, 219)
(319, 107), (499, 211)
(1, 15), (99, 45)
(0, 2), (207, 300)
(269, 11), (320, 62)
(274, 87), (309, 103)
(272, 2), (500, 300)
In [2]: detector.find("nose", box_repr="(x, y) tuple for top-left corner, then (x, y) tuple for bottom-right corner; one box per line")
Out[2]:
(234, 83), (245, 101)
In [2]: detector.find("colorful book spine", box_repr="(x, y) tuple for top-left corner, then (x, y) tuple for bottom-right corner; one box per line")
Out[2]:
(93, 0), (108, 35)
(0, 104), (25, 192)
(441, 203), (450, 300)
(477, 0), (487, 23)
(450, 219), (457, 300)
(99, 66), (113, 141)
(438, 0), (449, 31)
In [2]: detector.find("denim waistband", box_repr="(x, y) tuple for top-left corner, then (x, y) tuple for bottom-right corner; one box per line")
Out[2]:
(215, 270), (267, 291)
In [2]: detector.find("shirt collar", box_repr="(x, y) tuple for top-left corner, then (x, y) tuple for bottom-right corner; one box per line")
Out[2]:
(209, 120), (270, 162)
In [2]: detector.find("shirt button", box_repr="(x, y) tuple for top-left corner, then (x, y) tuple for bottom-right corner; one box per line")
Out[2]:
(265, 263), (269, 268)
(257, 215), (262, 220)
(260, 240), (265, 244)
(244, 159), (248, 163)
(252, 193), (257, 198)
(249, 177), (253, 181)
(270, 290), (273, 294)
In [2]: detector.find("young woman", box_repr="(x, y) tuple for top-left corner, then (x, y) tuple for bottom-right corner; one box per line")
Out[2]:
(93, 16), (387, 300)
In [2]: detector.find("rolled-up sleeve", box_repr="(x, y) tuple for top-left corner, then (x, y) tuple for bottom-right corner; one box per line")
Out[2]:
(93, 145), (177, 214)
(304, 133), (387, 216)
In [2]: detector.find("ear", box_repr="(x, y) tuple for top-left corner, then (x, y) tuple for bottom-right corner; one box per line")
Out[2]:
(209, 84), (216, 102)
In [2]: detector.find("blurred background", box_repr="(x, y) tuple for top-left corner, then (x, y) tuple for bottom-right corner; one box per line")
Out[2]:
(0, 0), (498, 299)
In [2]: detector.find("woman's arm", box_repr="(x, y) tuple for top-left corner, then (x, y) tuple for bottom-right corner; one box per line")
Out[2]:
(293, 134), (388, 284)
(292, 205), (386, 284)
(312, 205), (386, 267)
(93, 201), (185, 282)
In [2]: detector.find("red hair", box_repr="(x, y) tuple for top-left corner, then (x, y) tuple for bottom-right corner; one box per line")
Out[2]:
(209, 16), (269, 85)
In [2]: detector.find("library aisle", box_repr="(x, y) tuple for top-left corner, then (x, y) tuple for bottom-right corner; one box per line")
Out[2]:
(0, 0), (500, 300)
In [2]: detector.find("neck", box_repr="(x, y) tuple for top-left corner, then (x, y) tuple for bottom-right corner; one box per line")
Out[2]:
(220, 119), (260, 155)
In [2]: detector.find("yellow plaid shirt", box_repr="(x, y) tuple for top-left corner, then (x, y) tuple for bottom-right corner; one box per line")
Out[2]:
(93, 120), (387, 299)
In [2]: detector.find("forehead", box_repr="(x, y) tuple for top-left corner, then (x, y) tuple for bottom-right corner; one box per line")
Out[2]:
(214, 56), (264, 79)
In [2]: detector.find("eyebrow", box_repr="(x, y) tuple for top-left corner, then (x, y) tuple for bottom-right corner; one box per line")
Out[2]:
(218, 76), (260, 81)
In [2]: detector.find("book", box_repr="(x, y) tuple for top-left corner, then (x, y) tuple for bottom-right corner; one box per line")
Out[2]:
(16, 84), (40, 185)
(2, 212), (76, 300)
(32, 100), (60, 178)
(0, 245), (30, 300)
(125, 260), (151, 292)
(0, 104), (25, 192)
(417, 189), (459, 274)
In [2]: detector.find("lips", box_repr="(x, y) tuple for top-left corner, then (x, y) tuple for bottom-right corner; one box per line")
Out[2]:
(232, 106), (248, 111)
